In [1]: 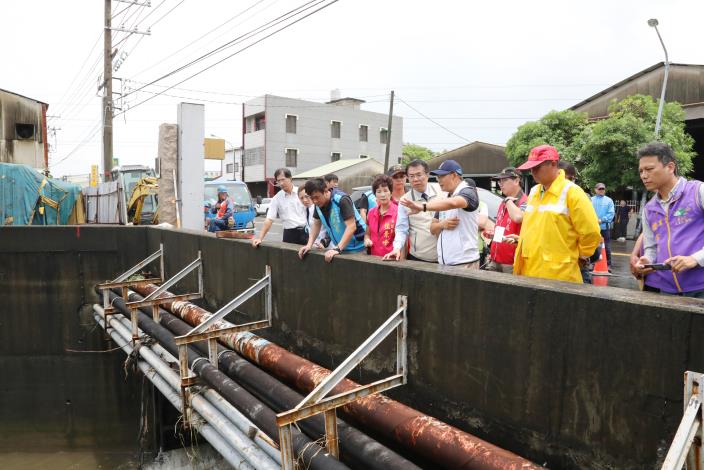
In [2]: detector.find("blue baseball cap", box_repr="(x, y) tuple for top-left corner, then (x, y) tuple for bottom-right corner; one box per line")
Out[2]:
(217, 186), (228, 193)
(430, 159), (463, 176)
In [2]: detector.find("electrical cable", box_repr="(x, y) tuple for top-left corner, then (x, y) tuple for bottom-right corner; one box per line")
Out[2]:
(121, 0), (322, 100)
(117, 0), (338, 116)
(397, 96), (471, 143)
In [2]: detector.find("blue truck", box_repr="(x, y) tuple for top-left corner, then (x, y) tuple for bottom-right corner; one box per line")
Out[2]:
(204, 180), (256, 230)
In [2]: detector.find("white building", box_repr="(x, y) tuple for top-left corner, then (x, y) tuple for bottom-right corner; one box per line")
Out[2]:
(242, 93), (402, 197)
(219, 147), (243, 181)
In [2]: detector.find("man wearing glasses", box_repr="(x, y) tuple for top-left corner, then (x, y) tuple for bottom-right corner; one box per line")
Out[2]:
(251, 167), (308, 247)
(591, 182), (615, 270)
(383, 159), (445, 262)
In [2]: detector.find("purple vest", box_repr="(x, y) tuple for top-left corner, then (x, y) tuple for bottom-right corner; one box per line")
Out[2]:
(644, 179), (704, 294)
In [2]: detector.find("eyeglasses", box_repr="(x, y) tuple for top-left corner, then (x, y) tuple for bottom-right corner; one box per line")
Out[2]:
(407, 172), (426, 180)
(497, 178), (515, 185)
(596, 187), (605, 191)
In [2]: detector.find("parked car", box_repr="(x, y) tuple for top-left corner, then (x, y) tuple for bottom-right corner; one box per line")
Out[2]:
(256, 197), (272, 216)
(350, 185), (503, 220)
(204, 180), (256, 229)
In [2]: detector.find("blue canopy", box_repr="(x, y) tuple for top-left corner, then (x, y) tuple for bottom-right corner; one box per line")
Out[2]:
(0, 163), (82, 225)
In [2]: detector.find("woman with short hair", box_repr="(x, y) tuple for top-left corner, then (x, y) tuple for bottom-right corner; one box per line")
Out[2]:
(364, 175), (398, 257)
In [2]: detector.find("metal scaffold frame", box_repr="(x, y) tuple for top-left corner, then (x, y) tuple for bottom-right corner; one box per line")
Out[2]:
(275, 295), (408, 470)
(662, 371), (704, 470)
(173, 265), (273, 425)
(124, 251), (204, 342)
(97, 243), (164, 329)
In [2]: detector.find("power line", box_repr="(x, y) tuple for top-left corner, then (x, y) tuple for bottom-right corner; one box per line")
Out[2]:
(117, 0), (339, 116)
(397, 96), (471, 143)
(49, 31), (104, 121)
(129, 0), (271, 78)
(150, 0), (187, 27)
(121, 0), (322, 100)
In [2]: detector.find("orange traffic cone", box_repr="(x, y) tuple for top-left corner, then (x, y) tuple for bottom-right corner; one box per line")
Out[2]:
(591, 238), (610, 286)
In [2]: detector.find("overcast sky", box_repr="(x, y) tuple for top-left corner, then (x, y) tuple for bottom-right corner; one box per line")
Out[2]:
(2, 0), (702, 177)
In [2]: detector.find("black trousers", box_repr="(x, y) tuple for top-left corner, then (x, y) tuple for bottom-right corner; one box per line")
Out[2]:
(283, 227), (308, 245)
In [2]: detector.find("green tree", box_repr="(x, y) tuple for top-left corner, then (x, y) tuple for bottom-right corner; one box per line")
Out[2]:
(402, 143), (436, 164)
(572, 95), (696, 189)
(505, 110), (589, 167)
(504, 95), (696, 191)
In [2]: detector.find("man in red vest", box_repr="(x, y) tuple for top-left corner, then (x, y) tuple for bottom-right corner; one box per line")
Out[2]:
(483, 167), (527, 273)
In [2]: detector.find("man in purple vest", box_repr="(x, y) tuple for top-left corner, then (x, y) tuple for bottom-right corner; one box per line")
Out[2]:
(634, 142), (704, 298)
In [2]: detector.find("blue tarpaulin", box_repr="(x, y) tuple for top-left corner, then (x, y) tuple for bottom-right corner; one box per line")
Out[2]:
(0, 163), (82, 225)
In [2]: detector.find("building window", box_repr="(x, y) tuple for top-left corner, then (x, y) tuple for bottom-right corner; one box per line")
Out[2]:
(254, 114), (266, 131)
(226, 163), (234, 173)
(331, 120), (341, 139)
(15, 123), (35, 140)
(286, 114), (297, 134)
(359, 154), (368, 159)
(244, 147), (265, 165)
(285, 148), (298, 167)
(380, 128), (388, 144)
(359, 125), (368, 142)
(331, 152), (341, 162)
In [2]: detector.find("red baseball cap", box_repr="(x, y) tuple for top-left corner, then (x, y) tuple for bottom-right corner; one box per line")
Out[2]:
(517, 144), (560, 170)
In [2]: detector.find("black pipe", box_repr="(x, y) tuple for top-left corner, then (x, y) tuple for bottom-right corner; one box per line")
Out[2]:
(124, 292), (421, 470)
(104, 290), (348, 470)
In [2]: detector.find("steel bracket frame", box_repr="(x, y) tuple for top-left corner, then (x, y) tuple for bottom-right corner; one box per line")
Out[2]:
(123, 251), (203, 342)
(97, 243), (164, 328)
(172, 265), (272, 425)
(275, 295), (408, 469)
(662, 371), (704, 470)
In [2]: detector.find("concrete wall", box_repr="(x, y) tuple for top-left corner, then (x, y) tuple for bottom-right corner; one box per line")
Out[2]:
(139, 227), (704, 469)
(0, 226), (149, 456)
(4, 225), (704, 468)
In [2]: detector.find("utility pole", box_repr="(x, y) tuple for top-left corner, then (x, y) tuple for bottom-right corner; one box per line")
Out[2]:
(383, 90), (395, 172)
(103, 0), (114, 181)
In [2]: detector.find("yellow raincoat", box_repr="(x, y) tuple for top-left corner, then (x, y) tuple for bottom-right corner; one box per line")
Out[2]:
(514, 170), (601, 283)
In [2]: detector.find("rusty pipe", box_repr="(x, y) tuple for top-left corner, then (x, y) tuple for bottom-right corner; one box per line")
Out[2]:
(132, 284), (541, 470)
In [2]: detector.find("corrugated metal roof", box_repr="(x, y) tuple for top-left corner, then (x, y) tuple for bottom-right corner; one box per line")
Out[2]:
(569, 62), (704, 115)
(292, 158), (380, 178)
(428, 141), (508, 175)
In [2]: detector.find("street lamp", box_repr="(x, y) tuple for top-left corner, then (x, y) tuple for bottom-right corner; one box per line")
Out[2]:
(648, 18), (669, 139)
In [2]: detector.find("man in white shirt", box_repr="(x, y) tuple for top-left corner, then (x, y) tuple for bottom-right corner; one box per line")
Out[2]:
(400, 160), (480, 268)
(382, 160), (445, 262)
(251, 168), (308, 247)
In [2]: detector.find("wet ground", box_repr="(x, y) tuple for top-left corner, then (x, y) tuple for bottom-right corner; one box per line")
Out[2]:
(600, 238), (639, 290)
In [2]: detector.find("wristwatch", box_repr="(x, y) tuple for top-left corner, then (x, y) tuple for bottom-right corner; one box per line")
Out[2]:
(334, 247), (342, 253)
(422, 202), (427, 212)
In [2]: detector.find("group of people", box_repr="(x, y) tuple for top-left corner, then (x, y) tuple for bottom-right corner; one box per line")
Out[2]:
(245, 141), (704, 299)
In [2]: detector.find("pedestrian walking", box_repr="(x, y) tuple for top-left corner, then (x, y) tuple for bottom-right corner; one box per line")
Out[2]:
(591, 183), (615, 269)
(614, 200), (630, 241)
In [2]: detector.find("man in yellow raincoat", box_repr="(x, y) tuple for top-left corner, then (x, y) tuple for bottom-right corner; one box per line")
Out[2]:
(509, 145), (601, 283)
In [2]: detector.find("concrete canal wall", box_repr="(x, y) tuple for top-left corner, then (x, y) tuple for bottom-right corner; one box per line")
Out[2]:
(3, 225), (704, 468)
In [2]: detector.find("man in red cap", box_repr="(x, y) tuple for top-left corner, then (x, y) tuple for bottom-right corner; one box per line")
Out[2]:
(507, 145), (601, 283)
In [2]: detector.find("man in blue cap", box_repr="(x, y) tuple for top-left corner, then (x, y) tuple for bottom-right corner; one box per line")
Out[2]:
(400, 159), (481, 267)
(208, 185), (234, 233)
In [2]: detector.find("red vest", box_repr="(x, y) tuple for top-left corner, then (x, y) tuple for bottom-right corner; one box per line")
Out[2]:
(489, 192), (527, 265)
